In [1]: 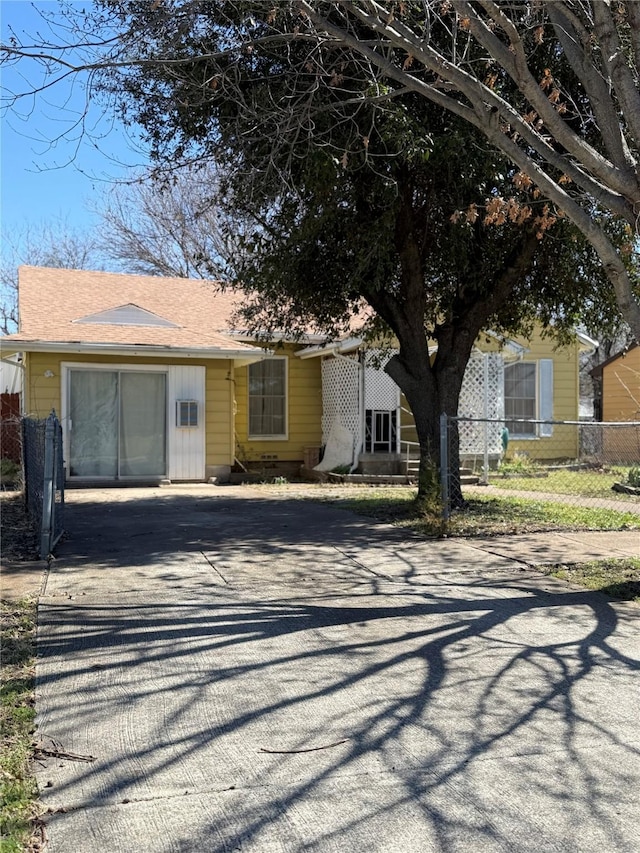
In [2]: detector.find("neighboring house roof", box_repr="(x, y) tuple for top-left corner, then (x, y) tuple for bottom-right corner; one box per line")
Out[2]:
(589, 342), (639, 378)
(0, 266), (264, 361)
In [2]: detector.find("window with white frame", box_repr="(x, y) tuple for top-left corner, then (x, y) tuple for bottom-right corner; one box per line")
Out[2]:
(504, 360), (553, 438)
(248, 358), (287, 438)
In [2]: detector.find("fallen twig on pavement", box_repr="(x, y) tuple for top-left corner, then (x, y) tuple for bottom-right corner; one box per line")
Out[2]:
(259, 739), (349, 754)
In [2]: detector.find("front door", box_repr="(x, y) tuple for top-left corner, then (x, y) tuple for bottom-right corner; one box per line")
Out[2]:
(68, 369), (167, 478)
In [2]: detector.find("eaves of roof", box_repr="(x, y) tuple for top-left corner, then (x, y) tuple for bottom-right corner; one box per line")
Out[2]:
(297, 334), (530, 360)
(575, 330), (599, 353)
(226, 330), (330, 346)
(0, 339), (268, 365)
(296, 337), (363, 359)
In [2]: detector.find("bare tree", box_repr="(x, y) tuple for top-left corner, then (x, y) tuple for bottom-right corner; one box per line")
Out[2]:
(3, 1), (636, 337)
(94, 165), (247, 279)
(0, 219), (102, 333)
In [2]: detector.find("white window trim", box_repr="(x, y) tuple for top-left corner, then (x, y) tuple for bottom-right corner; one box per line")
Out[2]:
(504, 360), (537, 439)
(248, 355), (288, 441)
(61, 361), (170, 478)
(504, 359), (554, 440)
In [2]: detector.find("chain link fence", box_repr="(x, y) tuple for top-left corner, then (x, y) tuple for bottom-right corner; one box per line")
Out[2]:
(21, 411), (65, 559)
(441, 416), (640, 519)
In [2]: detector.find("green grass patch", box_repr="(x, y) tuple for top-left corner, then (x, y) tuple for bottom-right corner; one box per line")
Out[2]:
(488, 467), (638, 500)
(543, 558), (640, 603)
(1, 598), (41, 852)
(315, 487), (640, 537)
(449, 495), (640, 536)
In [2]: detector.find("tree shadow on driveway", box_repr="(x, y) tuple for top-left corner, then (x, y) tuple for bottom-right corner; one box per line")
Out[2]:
(36, 489), (640, 852)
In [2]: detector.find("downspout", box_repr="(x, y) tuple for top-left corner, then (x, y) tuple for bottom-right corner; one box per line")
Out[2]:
(358, 351), (365, 474)
(481, 353), (490, 485)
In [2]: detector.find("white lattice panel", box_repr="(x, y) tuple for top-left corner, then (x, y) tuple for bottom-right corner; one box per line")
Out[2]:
(321, 357), (362, 454)
(363, 350), (400, 411)
(458, 353), (504, 455)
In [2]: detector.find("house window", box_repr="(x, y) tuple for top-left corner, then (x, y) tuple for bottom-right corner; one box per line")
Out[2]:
(504, 360), (553, 438)
(248, 358), (287, 438)
(504, 362), (537, 436)
(177, 400), (198, 428)
(365, 409), (397, 453)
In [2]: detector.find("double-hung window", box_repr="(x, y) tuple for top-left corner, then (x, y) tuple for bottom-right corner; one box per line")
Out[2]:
(248, 358), (287, 438)
(504, 360), (553, 438)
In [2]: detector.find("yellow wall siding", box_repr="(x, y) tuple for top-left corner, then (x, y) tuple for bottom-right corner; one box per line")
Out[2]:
(204, 360), (235, 466)
(500, 330), (579, 460)
(234, 344), (323, 463)
(24, 352), (234, 468)
(602, 348), (640, 421)
(21, 324), (584, 470)
(24, 352), (61, 417)
(396, 330), (582, 461)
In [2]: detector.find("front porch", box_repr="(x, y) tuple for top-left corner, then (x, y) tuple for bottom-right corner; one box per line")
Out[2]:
(311, 347), (506, 477)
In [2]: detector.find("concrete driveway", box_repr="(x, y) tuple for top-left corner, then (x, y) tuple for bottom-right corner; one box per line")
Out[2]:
(36, 486), (640, 852)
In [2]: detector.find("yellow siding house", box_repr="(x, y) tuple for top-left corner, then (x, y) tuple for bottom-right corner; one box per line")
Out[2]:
(1, 266), (595, 483)
(590, 343), (640, 463)
(2, 267), (326, 483)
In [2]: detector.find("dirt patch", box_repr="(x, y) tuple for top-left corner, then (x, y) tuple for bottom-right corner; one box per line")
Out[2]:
(0, 492), (45, 601)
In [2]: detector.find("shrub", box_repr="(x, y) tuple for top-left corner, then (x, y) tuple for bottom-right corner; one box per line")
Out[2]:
(0, 458), (21, 486)
(626, 467), (640, 488)
(498, 452), (538, 476)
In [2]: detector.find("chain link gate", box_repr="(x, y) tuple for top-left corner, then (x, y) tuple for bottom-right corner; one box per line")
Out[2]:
(22, 409), (65, 559)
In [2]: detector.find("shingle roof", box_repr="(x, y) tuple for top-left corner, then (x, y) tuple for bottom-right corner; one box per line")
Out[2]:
(1, 266), (259, 354)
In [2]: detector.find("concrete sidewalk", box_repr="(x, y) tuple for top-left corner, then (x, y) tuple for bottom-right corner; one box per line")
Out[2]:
(33, 486), (639, 852)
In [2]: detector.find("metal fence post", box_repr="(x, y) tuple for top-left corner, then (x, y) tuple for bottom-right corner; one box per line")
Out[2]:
(481, 355), (490, 485)
(21, 418), (29, 513)
(440, 413), (450, 523)
(40, 412), (55, 560)
(51, 416), (60, 547)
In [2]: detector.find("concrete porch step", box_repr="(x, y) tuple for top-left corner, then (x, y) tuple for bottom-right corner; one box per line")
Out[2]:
(403, 462), (480, 486)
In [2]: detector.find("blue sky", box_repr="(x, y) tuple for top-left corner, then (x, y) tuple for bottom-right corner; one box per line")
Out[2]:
(1, 0), (148, 251)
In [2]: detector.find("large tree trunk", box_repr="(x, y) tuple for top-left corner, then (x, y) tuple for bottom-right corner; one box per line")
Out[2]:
(386, 353), (440, 504)
(386, 344), (468, 508)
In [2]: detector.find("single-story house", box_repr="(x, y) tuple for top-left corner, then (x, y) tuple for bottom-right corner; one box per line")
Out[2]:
(0, 266), (596, 483)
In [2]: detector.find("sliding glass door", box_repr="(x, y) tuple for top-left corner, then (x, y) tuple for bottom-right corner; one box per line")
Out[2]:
(119, 372), (166, 476)
(69, 369), (166, 478)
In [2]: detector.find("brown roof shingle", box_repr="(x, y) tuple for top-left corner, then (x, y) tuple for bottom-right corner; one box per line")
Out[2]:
(2, 266), (258, 353)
